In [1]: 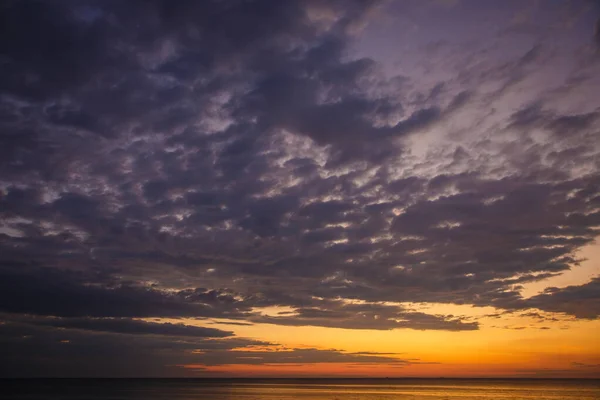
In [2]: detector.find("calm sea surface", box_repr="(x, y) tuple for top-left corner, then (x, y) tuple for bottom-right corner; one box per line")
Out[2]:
(2, 379), (600, 400)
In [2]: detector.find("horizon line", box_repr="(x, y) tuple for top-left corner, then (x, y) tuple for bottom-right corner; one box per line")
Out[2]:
(2, 377), (599, 380)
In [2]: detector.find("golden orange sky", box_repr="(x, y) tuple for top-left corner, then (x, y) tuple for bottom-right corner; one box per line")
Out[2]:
(142, 242), (600, 377)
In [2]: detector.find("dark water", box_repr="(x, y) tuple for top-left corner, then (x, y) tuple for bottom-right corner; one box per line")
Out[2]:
(2, 379), (600, 399)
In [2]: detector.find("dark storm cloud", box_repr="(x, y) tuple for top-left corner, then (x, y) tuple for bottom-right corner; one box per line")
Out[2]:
(0, 0), (600, 377)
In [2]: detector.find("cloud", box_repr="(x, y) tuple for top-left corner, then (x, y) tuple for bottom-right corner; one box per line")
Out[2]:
(0, 315), (413, 377)
(193, 347), (412, 367)
(525, 277), (600, 319)
(0, 266), (254, 319)
(0, 0), (599, 376)
(0, 317), (267, 377)
(7, 315), (234, 338)
(595, 17), (600, 49)
(249, 302), (478, 331)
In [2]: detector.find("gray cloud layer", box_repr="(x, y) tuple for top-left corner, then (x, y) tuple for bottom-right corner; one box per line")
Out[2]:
(0, 0), (599, 376)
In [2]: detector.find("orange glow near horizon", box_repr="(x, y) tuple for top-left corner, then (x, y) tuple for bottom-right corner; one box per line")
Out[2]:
(139, 242), (600, 377)
(182, 360), (600, 378)
(148, 310), (600, 377)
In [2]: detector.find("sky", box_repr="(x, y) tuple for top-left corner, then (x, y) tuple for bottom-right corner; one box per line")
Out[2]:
(0, 0), (599, 378)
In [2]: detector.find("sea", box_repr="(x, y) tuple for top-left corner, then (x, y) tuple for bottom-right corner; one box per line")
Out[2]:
(2, 379), (599, 399)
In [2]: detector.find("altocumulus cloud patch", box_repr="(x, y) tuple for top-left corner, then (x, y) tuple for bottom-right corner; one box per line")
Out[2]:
(0, 0), (599, 376)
